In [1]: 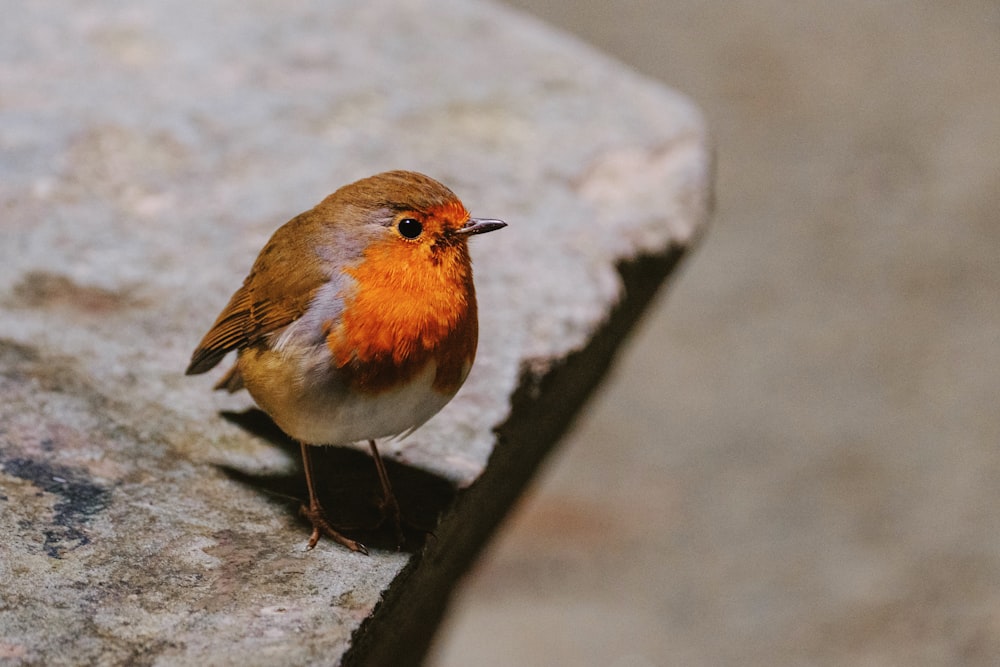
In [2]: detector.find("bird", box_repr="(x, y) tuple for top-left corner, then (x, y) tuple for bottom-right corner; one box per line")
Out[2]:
(185, 170), (506, 553)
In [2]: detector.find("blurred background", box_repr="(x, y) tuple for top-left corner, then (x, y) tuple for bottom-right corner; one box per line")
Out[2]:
(430, 1), (1000, 665)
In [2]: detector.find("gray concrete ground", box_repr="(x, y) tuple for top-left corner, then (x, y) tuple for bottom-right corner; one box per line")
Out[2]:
(430, 2), (1000, 665)
(0, 3), (708, 664)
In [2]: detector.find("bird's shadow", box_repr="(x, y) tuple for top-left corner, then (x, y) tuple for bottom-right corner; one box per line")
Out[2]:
(216, 408), (457, 553)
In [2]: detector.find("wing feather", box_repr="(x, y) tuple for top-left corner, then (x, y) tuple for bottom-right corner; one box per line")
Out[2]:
(185, 214), (329, 376)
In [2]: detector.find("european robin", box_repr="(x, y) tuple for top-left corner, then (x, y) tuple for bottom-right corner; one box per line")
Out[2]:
(186, 170), (506, 553)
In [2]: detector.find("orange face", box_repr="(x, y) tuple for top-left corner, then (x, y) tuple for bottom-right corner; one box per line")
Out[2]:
(326, 200), (479, 395)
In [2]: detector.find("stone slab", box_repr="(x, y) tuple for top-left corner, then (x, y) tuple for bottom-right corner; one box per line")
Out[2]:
(0, 1), (711, 664)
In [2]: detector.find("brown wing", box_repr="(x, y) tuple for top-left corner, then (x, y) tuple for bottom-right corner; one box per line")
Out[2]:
(185, 214), (328, 377)
(184, 281), (316, 376)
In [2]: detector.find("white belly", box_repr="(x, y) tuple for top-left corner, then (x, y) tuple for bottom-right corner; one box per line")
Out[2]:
(237, 345), (462, 446)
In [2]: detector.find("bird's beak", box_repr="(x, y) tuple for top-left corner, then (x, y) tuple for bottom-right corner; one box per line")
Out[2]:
(457, 218), (507, 235)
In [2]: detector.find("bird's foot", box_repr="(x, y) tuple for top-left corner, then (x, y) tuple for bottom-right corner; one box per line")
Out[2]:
(299, 502), (369, 555)
(369, 491), (435, 551)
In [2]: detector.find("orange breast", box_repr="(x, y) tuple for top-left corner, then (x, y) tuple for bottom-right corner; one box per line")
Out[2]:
(326, 235), (478, 396)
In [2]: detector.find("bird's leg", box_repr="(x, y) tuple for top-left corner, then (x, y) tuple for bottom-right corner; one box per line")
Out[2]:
(368, 439), (404, 546)
(298, 441), (368, 555)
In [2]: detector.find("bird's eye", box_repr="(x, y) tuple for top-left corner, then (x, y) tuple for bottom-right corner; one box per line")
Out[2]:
(397, 218), (423, 239)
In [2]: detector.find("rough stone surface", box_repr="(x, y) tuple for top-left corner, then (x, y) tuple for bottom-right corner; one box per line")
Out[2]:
(0, 1), (710, 665)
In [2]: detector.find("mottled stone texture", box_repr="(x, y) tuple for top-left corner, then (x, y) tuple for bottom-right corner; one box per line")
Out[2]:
(0, 1), (710, 664)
